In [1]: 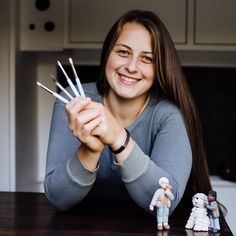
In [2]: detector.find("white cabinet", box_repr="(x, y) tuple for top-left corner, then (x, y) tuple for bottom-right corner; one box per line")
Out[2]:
(194, 0), (236, 45)
(19, 0), (236, 52)
(20, 0), (64, 51)
(67, 0), (187, 48)
(66, 0), (236, 51)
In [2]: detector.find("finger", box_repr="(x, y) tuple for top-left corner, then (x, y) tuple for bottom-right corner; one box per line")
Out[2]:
(73, 102), (104, 133)
(83, 136), (104, 153)
(77, 108), (101, 127)
(83, 116), (102, 134)
(70, 109), (101, 136)
(66, 97), (91, 120)
(66, 97), (92, 130)
(71, 113), (101, 140)
(77, 126), (104, 153)
(66, 96), (91, 111)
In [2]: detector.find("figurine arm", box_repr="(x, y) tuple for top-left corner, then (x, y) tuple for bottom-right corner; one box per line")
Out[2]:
(149, 189), (163, 211)
(206, 201), (218, 211)
(150, 189), (160, 206)
(166, 190), (174, 201)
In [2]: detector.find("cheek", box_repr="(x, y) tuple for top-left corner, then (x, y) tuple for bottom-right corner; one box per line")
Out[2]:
(105, 59), (114, 76)
(106, 54), (123, 74)
(105, 58), (117, 80)
(142, 65), (155, 83)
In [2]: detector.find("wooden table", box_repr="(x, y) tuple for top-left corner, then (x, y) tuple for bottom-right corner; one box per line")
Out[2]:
(0, 192), (233, 235)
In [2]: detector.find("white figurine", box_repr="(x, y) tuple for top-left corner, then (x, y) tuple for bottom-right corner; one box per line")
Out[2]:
(185, 193), (210, 231)
(149, 177), (174, 231)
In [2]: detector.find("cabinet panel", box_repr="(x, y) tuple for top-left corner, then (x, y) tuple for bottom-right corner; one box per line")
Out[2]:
(194, 0), (236, 45)
(68, 0), (187, 47)
(20, 0), (64, 51)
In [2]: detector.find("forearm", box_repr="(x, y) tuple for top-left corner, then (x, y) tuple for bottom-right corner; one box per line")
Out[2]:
(44, 154), (97, 211)
(118, 144), (191, 214)
(77, 145), (101, 171)
(45, 99), (100, 210)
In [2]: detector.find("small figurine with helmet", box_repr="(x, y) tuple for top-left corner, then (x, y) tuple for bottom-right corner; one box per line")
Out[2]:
(149, 177), (174, 231)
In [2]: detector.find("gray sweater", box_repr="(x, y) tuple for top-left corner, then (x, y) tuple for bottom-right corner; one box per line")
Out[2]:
(44, 82), (192, 213)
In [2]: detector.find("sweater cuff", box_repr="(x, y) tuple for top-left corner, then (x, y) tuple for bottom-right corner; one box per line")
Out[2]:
(66, 154), (97, 186)
(118, 143), (149, 183)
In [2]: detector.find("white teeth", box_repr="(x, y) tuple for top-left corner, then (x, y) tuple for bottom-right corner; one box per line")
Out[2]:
(121, 75), (138, 83)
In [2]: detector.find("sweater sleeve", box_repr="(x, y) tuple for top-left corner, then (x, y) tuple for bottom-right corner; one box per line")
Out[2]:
(44, 100), (97, 211)
(118, 104), (192, 214)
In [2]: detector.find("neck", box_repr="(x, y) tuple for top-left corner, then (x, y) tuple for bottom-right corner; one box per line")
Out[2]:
(104, 93), (150, 127)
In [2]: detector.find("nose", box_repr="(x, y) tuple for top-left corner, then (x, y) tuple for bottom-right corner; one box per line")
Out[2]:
(125, 57), (138, 73)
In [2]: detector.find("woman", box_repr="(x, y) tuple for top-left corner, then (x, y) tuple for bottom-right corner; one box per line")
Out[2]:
(44, 10), (211, 213)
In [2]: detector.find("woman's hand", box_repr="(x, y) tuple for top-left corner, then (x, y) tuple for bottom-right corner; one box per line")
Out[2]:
(66, 96), (125, 151)
(65, 97), (104, 154)
(89, 102), (127, 152)
(66, 96), (134, 165)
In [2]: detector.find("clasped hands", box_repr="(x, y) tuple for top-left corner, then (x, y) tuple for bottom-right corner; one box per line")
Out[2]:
(66, 96), (126, 155)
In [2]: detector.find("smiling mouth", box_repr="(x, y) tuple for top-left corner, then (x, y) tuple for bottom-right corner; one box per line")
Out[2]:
(119, 74), (141, 85)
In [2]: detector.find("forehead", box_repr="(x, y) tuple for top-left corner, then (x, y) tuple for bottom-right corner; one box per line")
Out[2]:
(116, 22), (153, 52)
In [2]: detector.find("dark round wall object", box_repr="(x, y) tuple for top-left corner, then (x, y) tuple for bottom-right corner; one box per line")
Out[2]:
(29, 23), (36, 30)
(44, 21), (55, 32)
(35, 0), (50, 11)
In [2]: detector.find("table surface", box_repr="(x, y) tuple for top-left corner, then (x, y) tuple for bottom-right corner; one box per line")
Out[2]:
(0, 192), (233, 236)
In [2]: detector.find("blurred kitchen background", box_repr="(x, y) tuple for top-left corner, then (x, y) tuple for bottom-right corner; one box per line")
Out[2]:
(0, 0), (236, 234)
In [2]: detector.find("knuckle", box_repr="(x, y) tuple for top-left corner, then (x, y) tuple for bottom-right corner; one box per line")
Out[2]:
(83, 125), (90, 133)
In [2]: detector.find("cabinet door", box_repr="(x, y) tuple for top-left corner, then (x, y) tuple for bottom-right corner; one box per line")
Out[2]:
(20, 0), (64, 51)
(68, 0), (187, 48)
(194, 0), (236, 45)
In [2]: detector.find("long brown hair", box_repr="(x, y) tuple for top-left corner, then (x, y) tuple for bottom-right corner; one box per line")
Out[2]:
(97, 10), (211, 195)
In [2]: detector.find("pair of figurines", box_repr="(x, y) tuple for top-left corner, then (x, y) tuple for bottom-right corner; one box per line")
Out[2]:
(150, 177), (220, 232)
(185, 191), (221, 233)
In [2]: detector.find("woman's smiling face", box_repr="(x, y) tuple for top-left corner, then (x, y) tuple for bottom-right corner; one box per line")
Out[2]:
(105, 22), (155, 100)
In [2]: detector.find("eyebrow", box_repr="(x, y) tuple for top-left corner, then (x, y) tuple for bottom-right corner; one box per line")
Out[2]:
(114, 43), (153, 55)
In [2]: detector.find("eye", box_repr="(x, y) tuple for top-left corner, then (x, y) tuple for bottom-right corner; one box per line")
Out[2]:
(117, 49), (130, 57)
(141, 55), (153, 64)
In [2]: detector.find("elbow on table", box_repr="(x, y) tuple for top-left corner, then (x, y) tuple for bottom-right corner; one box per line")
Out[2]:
(44, 183), (73, 211)
(44, 191), (73, 211)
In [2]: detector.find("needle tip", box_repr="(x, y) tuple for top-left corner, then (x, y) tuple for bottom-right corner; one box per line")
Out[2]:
(69, 57), (73, 64)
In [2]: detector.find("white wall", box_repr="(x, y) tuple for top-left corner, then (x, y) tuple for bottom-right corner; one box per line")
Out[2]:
(211, 176), (236, 235)
(0, 0), (15, 191)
